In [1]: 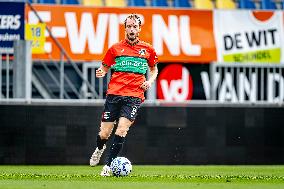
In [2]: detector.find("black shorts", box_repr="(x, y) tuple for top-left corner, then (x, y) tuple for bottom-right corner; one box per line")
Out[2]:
(101, 95), (142, 122)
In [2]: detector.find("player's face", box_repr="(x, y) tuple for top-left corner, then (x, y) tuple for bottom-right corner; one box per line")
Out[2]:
(125, 18), (141, 41)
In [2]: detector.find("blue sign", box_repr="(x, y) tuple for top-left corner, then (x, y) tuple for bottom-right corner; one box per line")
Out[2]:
(0, 2), (25, 54)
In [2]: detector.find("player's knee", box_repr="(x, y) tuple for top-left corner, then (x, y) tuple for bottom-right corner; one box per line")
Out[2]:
(115, 127), (129, 137)
(99, 131), (110, 139)
(99, 128), (112, 139)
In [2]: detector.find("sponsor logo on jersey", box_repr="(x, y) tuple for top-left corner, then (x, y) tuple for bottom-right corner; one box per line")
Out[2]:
(113, 56), (148, 74)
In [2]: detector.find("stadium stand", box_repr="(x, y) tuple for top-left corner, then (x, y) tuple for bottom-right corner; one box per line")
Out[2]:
(128, 0), (146, 6)
(194, 0), (214, 9)
(37, 0), (56, 4)
(82, 0), (103, 6)
(216, 0), (236, 9)
(151, 0), (168, 6)
(173, 0), (191, 7)
(30, 0), (284, 10)
(238, 0), (256, 9)
(105, 0), (126, 7)
(61, 0), (79, 4)
(260, 0), (277, 9)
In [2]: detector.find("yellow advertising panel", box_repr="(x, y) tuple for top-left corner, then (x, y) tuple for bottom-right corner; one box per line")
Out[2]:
(25, 23), (45, 54)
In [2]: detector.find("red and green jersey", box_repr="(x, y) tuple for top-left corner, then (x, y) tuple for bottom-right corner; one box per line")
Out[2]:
(102, 39), (158, 100)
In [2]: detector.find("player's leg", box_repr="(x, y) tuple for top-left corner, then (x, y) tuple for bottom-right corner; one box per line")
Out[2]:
(106, 117), (133, 166)
(101, 96), (141, 176)
(101, 117), (133, 176)
(97, 121), (115, 148)
(90, 95), (120, 166)
(105, 96), (142, 167)
(90, 121), (114, 166)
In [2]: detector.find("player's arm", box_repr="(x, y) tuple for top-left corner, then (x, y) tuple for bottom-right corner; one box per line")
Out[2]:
(96, 47), (114, 78)
(141, 64), (158, 91)
(148, 65), (158, 84)
(141, 46), (158, 91)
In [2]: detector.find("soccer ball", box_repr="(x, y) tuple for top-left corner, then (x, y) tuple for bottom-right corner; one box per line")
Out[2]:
(110, 157), (132, 177)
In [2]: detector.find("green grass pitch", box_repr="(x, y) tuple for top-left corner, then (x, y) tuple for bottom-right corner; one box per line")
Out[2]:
(0, 165), (284, 189)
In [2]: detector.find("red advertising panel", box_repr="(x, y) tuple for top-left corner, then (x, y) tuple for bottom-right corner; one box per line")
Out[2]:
(157, 64), (193, 101)
(157, 64), (209, 101)
(25, 5), (216, 63)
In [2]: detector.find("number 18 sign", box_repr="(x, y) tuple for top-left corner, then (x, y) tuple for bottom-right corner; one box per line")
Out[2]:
(25, 23), (45, 54)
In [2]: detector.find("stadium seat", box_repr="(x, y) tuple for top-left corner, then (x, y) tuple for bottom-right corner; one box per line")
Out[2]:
(105, 0), (126, 7)
(61, 0), (79, 4)
(216, 0), (236, 9)
(260, 0), (277, 9)
(173, 0), (191, 7)
(194, 0), (214, 9)
(82, 0), (104, 6)
(82, 0), (103, 6)
(151, 0), (168, 7)
(37, 0), (56, 4)
(238, 0), (256, 9)
(128, 0), (146, 6)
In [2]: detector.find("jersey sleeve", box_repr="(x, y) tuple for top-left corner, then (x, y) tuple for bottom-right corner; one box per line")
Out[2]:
(102, 47), (115, 68)
(148, 47), (158, 67)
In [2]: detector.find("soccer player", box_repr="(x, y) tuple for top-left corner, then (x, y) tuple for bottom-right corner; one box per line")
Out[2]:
(89, 13), (158, 176)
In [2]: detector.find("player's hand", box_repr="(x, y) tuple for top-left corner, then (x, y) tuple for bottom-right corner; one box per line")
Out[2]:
(140, 81), (151, 91)
(96, 68), (107, 78)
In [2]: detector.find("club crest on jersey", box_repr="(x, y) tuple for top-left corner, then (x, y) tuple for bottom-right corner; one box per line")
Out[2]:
(139, 49), (146, 56)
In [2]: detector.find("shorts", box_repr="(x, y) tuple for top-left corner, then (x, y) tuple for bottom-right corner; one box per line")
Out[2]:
(101, 94), (142, 122)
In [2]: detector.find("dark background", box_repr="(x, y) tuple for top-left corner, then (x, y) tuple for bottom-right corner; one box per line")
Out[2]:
(0, 104), (283, 165)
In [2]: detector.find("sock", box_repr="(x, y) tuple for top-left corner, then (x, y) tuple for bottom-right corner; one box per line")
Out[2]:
(106, 135), (125, 166)
(96, 135), (107, 150)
